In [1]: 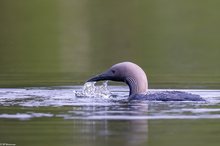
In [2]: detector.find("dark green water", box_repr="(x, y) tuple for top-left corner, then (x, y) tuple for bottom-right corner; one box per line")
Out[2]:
(2, 118), (220, 146)
(0, 1), (220, 146)
(1, 0), (220, 88)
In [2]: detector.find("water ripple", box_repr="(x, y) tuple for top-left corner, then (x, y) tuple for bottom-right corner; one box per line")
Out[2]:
(0, 86), (220, 120)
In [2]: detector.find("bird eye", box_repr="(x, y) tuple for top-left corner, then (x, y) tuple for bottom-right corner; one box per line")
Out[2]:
(112, 70), (116, 74)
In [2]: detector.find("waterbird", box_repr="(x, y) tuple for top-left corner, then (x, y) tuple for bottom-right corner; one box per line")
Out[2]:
(87, 62), (205, 101)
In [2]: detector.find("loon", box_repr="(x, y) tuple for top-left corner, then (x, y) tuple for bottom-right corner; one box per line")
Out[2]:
(87, 62), (205, 101)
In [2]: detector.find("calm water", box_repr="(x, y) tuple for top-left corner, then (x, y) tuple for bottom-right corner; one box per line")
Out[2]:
(0, 85), (220, 146)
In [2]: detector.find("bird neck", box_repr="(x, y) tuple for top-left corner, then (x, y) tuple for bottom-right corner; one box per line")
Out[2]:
(125, 76), (147, 96)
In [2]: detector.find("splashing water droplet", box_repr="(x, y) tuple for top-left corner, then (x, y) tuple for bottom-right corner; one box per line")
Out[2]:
(82, 82), (96, 96)
(75, 81), (112, 98)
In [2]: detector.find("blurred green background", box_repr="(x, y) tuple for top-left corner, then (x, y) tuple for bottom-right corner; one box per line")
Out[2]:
(0, 0), (220, 88)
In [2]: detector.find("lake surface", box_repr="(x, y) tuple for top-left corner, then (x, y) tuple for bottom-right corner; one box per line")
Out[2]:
(0, 85), (220, 146)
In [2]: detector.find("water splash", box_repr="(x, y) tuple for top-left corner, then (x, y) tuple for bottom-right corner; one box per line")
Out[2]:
(75, 81), (112, 98)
